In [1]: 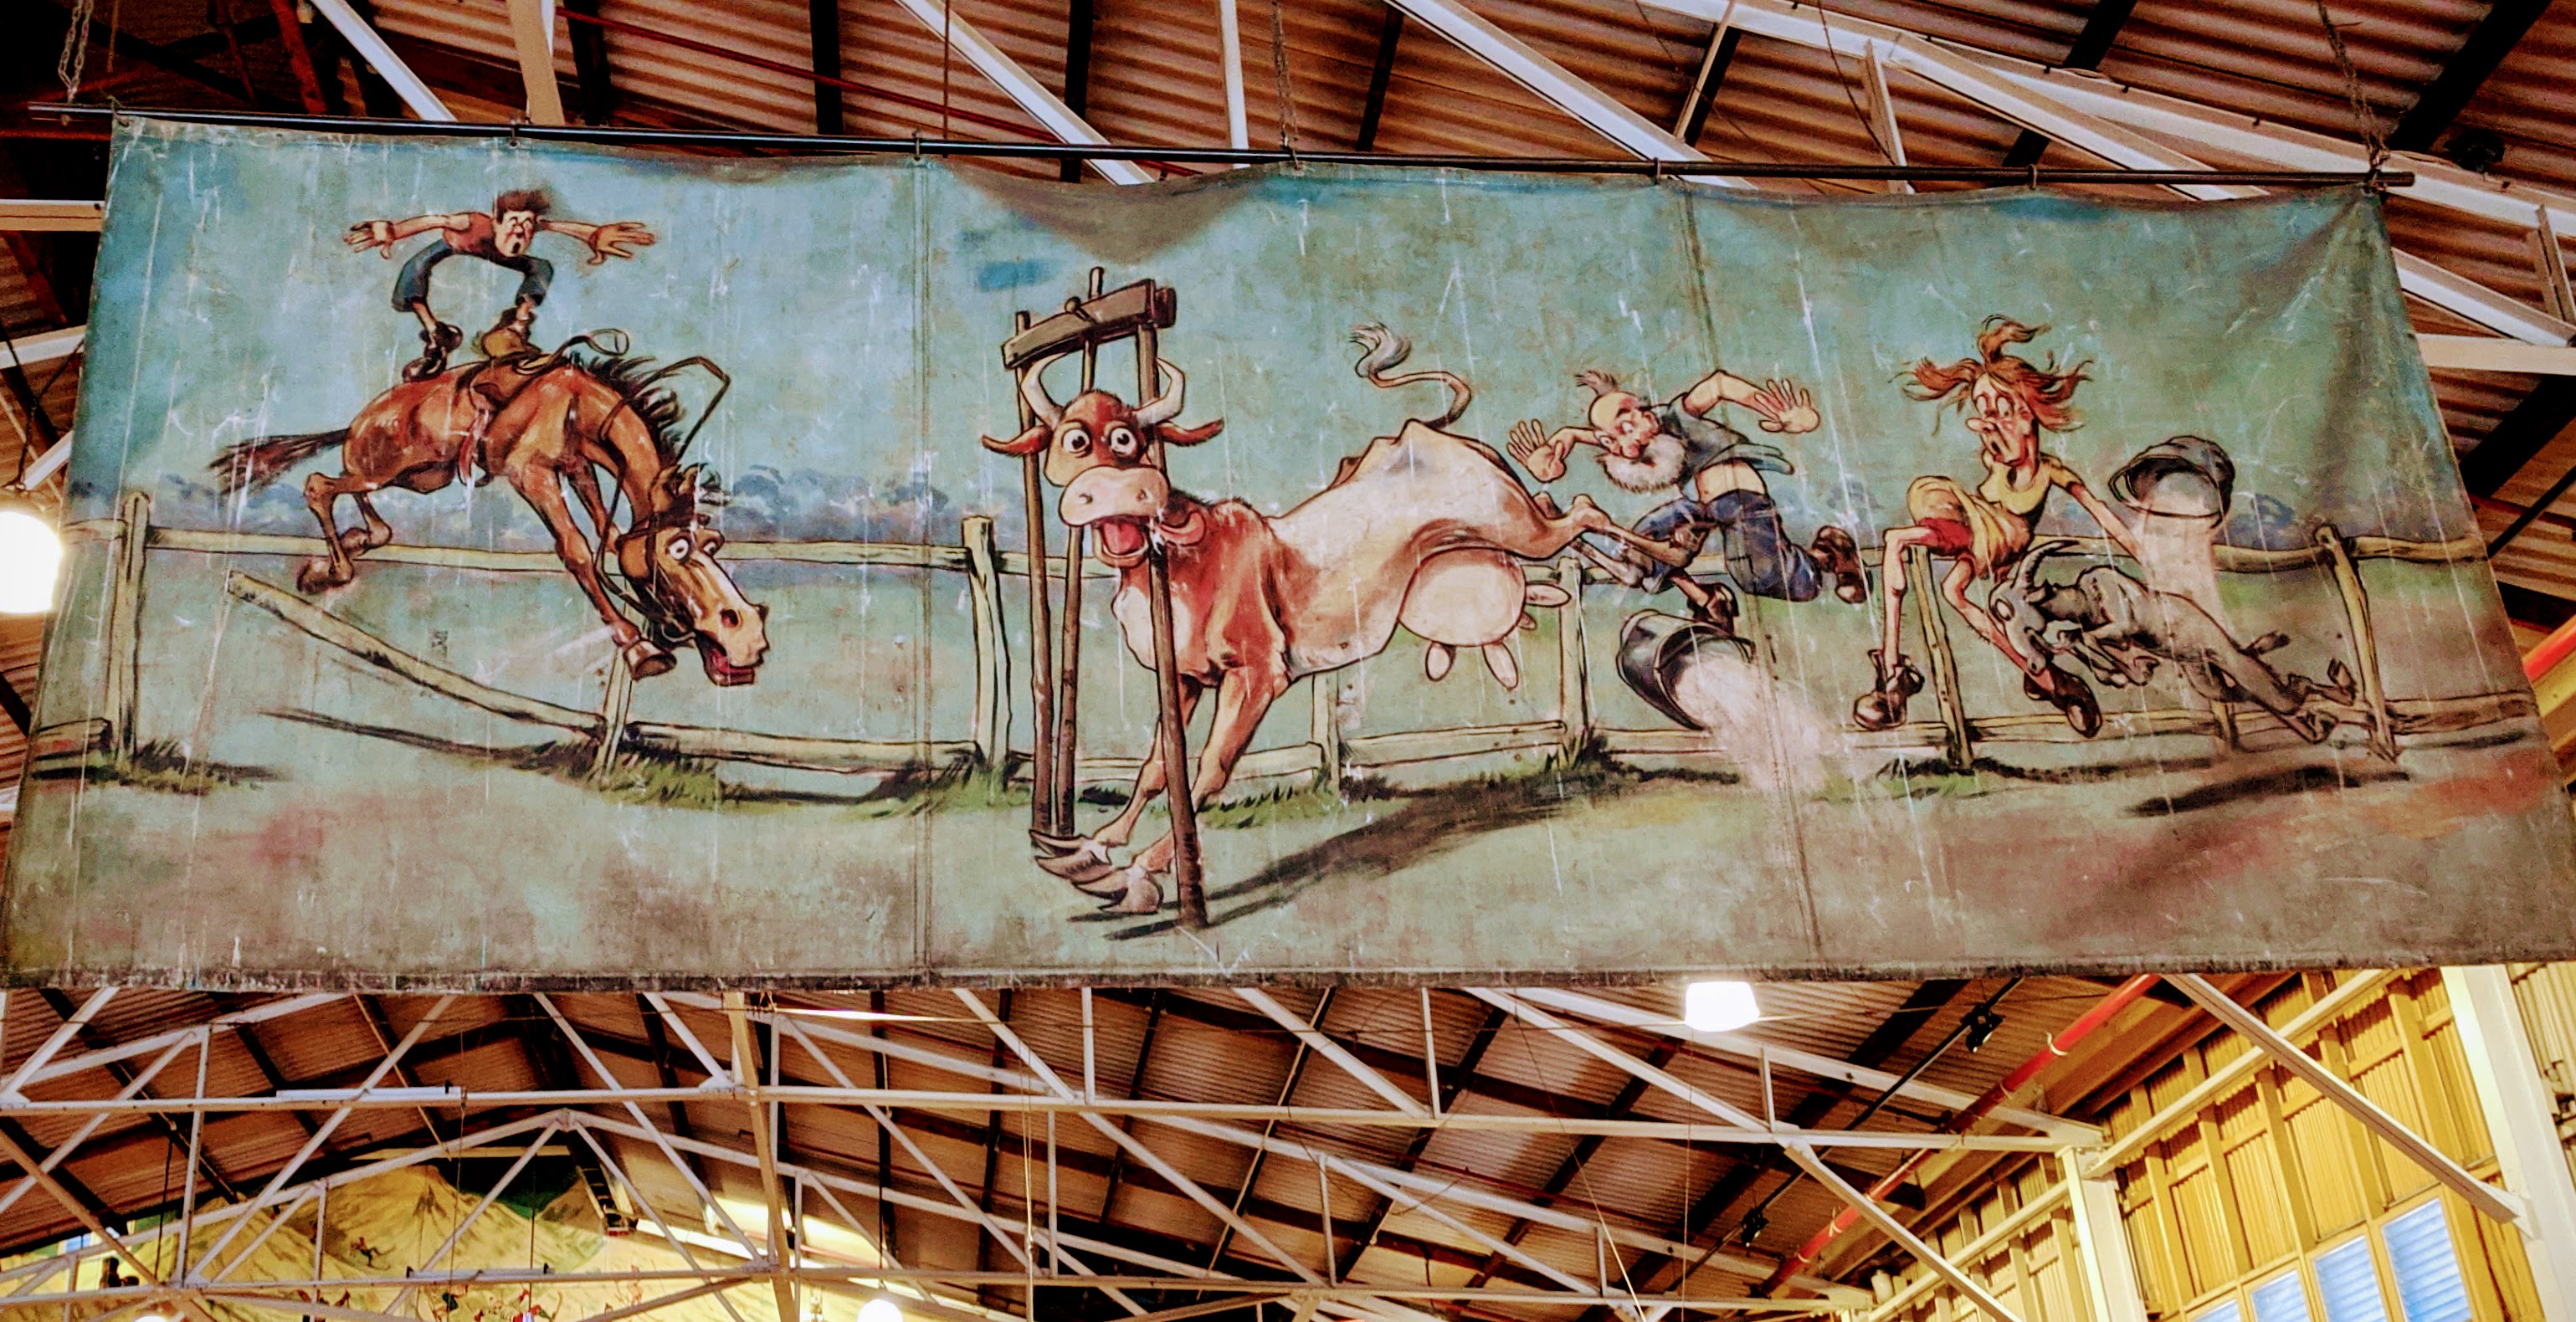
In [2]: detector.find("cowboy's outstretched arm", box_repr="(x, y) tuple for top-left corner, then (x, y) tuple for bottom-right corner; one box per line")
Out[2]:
(1677, 368), (1763, 417)
(344, 213), (464, 254)
(541, 218), (657, 262)
(1682, 366), (1820, 434)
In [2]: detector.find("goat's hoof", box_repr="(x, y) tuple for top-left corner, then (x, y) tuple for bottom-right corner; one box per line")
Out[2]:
(1099, 869), (1164, 915)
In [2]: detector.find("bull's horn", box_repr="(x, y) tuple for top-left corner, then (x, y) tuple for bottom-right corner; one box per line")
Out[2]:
(1019, 354), (1068, 426)
(1133, 358), (1186, 427)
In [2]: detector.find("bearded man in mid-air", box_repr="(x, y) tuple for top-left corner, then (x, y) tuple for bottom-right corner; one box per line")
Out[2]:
(1509, 366), (1865, 631)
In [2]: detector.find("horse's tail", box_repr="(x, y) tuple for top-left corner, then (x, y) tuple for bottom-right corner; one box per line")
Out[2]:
(212, 429), (347, 496)
(1350, 322), (1470, 428)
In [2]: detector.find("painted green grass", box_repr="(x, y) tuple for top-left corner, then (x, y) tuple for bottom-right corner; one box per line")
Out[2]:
(57, 740), (276, 797)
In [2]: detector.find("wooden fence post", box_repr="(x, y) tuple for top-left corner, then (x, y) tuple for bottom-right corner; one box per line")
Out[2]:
(588, 651), (634, 784)
(1309, 673), (1343, 793)
(1055, 529), (1083, 822)
(2317, 523), (2397, 760)
(962, 515), (1011, 775)
(102, 489), (151, 763)
(1015, 309), (1059, 838)
(1903, 545), (1975, 771)
(1555, 556), (1590, 761)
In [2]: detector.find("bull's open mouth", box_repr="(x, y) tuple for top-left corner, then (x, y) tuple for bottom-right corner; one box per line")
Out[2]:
(697, 640), (762, 686)
(1093, 515), (1152, 566)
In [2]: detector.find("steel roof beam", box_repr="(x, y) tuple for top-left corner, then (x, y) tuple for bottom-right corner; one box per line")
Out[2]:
(1060, 0), (1096, 179)
(1459, 1036), (1681, 1291)
(1783, 1144), (2022, 1322)
(1469, 989), (1768, 1130)
(0, 201), (103, 233)
(306, 0), (456, 120)
(1383, 0), (1754, 188)
(1672, 21), (1737, 145)
(23, 991), (254, 1202)
(879, 0), (1154, 185)
(505, 0), (569, 126)
(2001, 0), (2135, 167)
(808, 0), (842, 134)
(1563, 980), (1968, 1322)
(2461, 377), (2576, 496)
(1335, 1000), (1500, 1279)
(561, 0), (613, 122)
(2389, 0), (2550, 154)
(1639, 0), (2576, 243)
(1354, 5), (1404, 151)
(1239, 989), (1424, 1116)
(1514, 987), (2092, 1142)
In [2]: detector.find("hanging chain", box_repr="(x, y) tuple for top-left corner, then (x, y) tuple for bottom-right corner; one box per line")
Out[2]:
(2312, 0), (2389, 174)
(57, 0), (97, 101)
(1270, 0), (1301, 156)
(940, 0), (954, 141)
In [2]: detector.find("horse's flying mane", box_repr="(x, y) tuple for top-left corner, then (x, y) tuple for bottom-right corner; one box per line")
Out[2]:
(570, 350), (696, 465)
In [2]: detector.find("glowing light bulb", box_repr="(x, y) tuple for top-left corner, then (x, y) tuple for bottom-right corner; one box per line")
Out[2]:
(1683, 981), (1760, 1032)
(858, 1298), (903, 1322)
(0, 508), (61, 614)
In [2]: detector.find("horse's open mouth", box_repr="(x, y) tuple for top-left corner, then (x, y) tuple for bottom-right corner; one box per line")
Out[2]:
(697, 641), (762, 686)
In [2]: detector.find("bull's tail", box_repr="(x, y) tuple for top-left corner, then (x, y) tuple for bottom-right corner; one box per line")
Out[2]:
(211, 428), (347, 496)
(1350, 322), (1470, 428)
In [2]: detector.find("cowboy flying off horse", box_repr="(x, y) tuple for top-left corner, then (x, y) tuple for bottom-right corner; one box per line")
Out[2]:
(215, 190), (763, 687)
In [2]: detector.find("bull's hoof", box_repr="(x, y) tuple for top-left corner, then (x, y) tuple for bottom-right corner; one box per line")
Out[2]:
(623, 638), (677, 679)
(1098, 869), (1163, 915)
(1035, 839), (1117, 885)
(1029, 830), (1089, 857)
(1482, 643), (1520, 689)
(1424, 643), (1455, 681)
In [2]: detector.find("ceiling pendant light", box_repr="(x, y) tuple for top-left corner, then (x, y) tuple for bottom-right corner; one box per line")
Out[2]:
(0, 433), (69, 615)
(1683, 980), (1761, 1032)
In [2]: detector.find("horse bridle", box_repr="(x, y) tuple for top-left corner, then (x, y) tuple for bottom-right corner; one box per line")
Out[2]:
(607, 505), (709, 653)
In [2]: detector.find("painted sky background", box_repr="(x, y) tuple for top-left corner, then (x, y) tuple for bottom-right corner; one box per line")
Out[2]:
(74, 120), (2468, 556)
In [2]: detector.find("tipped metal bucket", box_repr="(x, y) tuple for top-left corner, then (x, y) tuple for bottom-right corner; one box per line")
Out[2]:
(1615, 609), (1755, 730)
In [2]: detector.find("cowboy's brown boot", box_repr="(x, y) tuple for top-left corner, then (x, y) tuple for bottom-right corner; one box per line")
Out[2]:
(1852, 649), (1923, 731)
(1809, 525), (1867, 604)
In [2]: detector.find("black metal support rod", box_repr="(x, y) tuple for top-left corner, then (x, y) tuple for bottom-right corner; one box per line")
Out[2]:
(2486, 462), (2576, 556)
(28, 105), (2409, 186)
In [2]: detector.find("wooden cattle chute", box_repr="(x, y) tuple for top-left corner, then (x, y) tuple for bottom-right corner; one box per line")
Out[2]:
(40, 499), (2528, 807)
(998, 272), (1209, 927)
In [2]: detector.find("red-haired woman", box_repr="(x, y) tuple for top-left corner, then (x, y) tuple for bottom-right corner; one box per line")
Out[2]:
(1853, 317), (2141, 733)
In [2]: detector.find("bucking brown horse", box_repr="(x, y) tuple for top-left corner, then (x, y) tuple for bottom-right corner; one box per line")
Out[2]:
(216, 345), (769, 684)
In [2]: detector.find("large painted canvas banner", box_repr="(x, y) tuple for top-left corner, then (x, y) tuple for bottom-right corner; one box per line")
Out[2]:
(12, 117), (2573, 986)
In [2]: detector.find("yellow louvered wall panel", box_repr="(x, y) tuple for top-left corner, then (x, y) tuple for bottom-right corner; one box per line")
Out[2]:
(2168, 1161), (2236, 1297)
(1870, 971), (2556, 1322)
(2285, 1094), (2369, 1237)
(2217, 1091), (2297, 1267)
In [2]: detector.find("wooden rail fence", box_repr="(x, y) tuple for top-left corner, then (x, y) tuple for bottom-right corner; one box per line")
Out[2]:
(42, 497), (2527, 787)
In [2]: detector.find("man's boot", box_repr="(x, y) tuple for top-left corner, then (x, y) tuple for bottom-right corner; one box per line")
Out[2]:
(1852, 649), (1923, 731)
(479, 300), (540, 361)
(1809, 526), (1867, 604)
(403, 320), (463, 382)
(1684, 579), (1738, 637)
